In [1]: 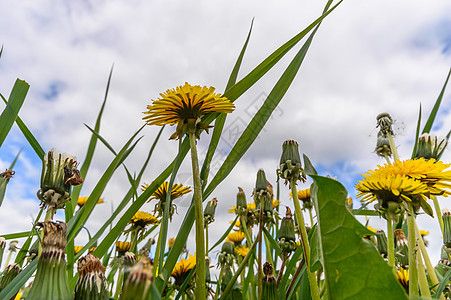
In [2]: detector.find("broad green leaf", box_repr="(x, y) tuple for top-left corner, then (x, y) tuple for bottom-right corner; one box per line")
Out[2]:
(303, 153), (318, 176)
(310, 175), (407, 299)
(421, 68), (451, 135)
(352, 209), (379, 216)
(0, 79), (29, 148)
(308, 224), (322, 272)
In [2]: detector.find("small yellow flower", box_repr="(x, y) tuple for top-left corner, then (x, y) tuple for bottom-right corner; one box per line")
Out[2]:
(14, 292), (22, 300)
(168, 238), (175, 249)
(234, 245), (249, 257)
(295, 188), (311, 203)
(272, 199), (280, 208)
(171, 254), (196, 287)
(129, 211), (159, 228)
(143, 182), (191, 219)
(116, 241), (132, 255)
(395, 266), (409, 291)
(74, 245), (95, 254)
(226, 231), (245, 244)
(247, 202), (256, 211)
(77, 197), (104, 207)
(366, 226), (377, 233)
(419, 230), (429, 236)
(143, 83), (235, 139)
(229, 202), (257, 214)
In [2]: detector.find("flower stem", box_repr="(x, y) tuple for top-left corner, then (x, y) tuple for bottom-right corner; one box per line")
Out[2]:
(206, 223), (209, 256)
(407, 205), (418, 297)
(188, 133), (206, 300)
(387, 132), (399, 161)
(432, 195), (444, 235)
(417, 249), (431, 298)
(257, 202), (263, 300)
(153, 228), (162, 277)
(387, 218), (395, 267)
(290, 179), (320, 300)
(213, 266), (224, 300)
(308, 208), (314, 227)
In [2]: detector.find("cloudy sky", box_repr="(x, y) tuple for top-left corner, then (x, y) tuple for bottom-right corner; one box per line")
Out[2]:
(0, 0), (451, 267)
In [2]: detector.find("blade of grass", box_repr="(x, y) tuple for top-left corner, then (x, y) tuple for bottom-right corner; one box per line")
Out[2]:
(421, 68), (451, 134)
(74, 126), (165, 261)
(70, 65), (114, 209)
(0, 149), (22, 207)
(411, 105), (422, 158)
(200, 19), (254, 187)
(0, 258), (37, 299)
(67, 125), (145, 242)
(0, 93), (44, 159)
(208, 216), (238, 253)
(262, 227), (281, 257)
(1, 231), (34, 240)
(434, 268), (451, 299)
(0, 79), (30, 148)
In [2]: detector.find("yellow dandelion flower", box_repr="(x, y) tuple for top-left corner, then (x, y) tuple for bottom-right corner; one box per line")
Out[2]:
(14, 292), (22, 300)
(77, 197), (104, 207)
(116, 241), (132, 255)
(129, 211), (159, 228)
(143, 83), (235, 139)
(234, 245), (249, 257)
(395, 266), (409, 291)
(356, 174), (429, 203)
(366, 226), (377, 233)
(74, 246), (83, 254)
(168, 238), (175, 249)
(226, 231), (245, 244)
(419, 230), (429, 236)
(272, 199), (281, 208)
(364, 158), (451, 197)
(171, 254), (196, 286)
(143, 181), (191, 202)
(228, 206), (237, 214)
(247, 202), (256, 211)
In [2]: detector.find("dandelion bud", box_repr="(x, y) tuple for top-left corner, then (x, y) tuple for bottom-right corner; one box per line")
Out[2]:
(278, 139), (306, 184)
(255, 169), (268, 193)
(394, 229), (409, 267)
(236, 187), (247, 215)
(443, 209), (451, 248)
(124, 252), (137, 267)
(0, 169), (14, 207)
(375, 130), (392, 158)
(415, 133), (448, 160)
(27, 221), (71, 300)
(278, 207), (297, 257)
(204, 198), (218, 226)
(219, 242), (235, 267)
(37, 149), (82, 213)
(376, 229), (388, 257)
(168, 238), (175, 250)
(0, 263), (21, 297)
(262, 262), (279, 300)
(75, 253), (108, 300)
(119, 257), (153, 300)
(376, 113), (394, 135)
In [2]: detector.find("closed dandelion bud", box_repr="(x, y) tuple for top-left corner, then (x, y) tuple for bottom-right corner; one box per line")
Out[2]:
(0, 263), (21, 296)
(0, 169), (14, 207)
(278, 207), (296, 257)
(443, 210), (451, 248)
(394, 229), (409, 267)
(278, 139), (306, 184)
(218, 242), (235, 267)
(204, 198), (218, 225)
(376, 113), (394, 135)
(119, 257), (153, 300)
(75, 253), (108, 300)
(124, 252), (137, 267)
(37, 149), (82, 212)
(236, 187), (247, 216)
(375, 130), (392, 158)
(255, 169), (268, 193)
(27, 221), (72, 300)
(376, 229), (388, 257)
(415, 133), (448, 160)
(262, 262), (278, 300)
(0, 237), (5, 268)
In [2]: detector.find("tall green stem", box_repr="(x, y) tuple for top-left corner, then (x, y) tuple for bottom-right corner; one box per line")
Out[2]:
(153, 229), (162, 277)
(387, 218), (395, 267)
(417, 249), (431, 298)
(407, 205), (418, 297)
(188, 133), (206, 300)
(257, 203), (263, 300)
(290, 179), (320, 300)
(387, 133), (399, 161)
(432, 195), (444, 234)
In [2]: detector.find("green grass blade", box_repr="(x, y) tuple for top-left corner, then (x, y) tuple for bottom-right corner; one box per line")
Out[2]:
(204, 24), (319, 200)
(422, 68), (451, 134)
(200, 19), (254, 187)
(221, 1), (342, 103)
(67, 126), (145, 242)
(208, 216), (238, 252)
(262, 227), (281, 257)
(0, 150), (22, 206)
(0, 79), (30, 148)
(70, 65), (114, 209)
(0, 93), (44, 159)
(1, 231), (33, 239)
(411, 105), (422, 158)
(434, 268), (451, 299)
(0, 258), (37, 299)
(74, 127), (165, 260)
(15, 208), (43, 266)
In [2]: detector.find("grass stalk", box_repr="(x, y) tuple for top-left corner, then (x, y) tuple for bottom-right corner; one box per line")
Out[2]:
(290, 179), (320, 300)
(407, 205), (418, 297)
(188, 132), (206, 300)
(432, 195), (444, 234)
(387, 218), (395, 267)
